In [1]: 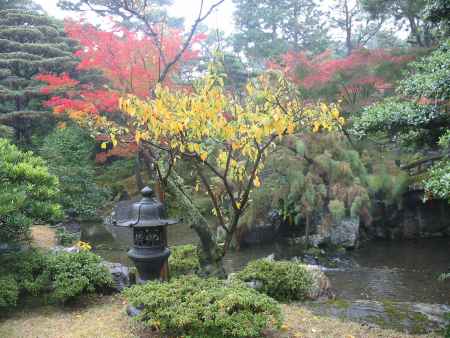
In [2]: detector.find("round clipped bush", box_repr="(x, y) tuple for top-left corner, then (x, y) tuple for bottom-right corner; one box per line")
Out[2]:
(235, 259), (314, 302)
(0, 275), (19, 309)
(168, 244), (200, 277)
(0, 138), (61, 243)
(0, 249), (113, 306)
(124, 275), (282, 338)
(47, 251), (113, 303)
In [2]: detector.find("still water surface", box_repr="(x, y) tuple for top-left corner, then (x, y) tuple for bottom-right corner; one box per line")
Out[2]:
(82, 222), (450, 305)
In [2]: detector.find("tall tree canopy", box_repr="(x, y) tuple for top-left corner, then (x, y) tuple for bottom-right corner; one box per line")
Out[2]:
(232, 0), (330, 63)
(0, 0), (41, 10)
(353, 40), (450, 201)
(330, 0), (386, 55)
(0, 8), (78, 145)
(361, 0), (437, 47)
(58, 0), (225, 85)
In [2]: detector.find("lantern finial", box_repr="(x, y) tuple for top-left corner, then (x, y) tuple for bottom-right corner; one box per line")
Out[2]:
(141, 186), (154, 198)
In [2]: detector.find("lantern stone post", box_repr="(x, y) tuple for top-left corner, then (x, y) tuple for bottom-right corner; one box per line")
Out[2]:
(114, 186), (177, 283)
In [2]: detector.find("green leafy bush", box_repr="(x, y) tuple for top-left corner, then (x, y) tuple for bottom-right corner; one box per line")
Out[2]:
(0, 275), (19, 309)
(0, 138), (62, 243)
(47, 251), (112, 302)
(235, 259), (314, 302)
(124, 275), (282, 338)
(168, 244), (200, 277)
(40, 125), (109, 219)
(0, 249), (112, 306)
(3, 250), (50, 296)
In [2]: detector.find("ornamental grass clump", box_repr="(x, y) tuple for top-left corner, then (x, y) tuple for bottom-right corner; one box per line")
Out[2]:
(124, 275), (282, 338)
(236, 259), (314, 302)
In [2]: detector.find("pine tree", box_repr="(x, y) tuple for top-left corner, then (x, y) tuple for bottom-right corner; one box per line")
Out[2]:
(232, 0), (330, 64)
(0, 8), (78, 145)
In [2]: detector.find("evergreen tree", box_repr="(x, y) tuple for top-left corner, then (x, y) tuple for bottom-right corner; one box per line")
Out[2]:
(0, 0), (41, 10)
(0, 8), (78, 146)
(232, 0), (330, 64)
(361, 0), (437, 47)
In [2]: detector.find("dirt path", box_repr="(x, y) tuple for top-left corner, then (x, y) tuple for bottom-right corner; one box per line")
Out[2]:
(30, 225), (57, 249)
(0, 295), (438, 338)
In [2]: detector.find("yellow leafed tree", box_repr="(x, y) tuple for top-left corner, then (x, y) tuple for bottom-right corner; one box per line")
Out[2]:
(120, 66), (344, 262)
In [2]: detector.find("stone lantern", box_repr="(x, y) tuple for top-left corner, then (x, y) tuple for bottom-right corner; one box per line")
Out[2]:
(114, 186), (177, 283)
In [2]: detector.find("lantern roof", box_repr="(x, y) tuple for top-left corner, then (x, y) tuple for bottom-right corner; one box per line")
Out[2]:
(114, 186), (177, 228)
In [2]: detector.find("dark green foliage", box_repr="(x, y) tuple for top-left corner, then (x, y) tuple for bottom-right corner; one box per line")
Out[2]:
(168, 244), (200, 277)
(353, 98), (447, 149)
(424, 131), (450, 203)
(124, 275), (282, 338)
(0, 249), (112, 306)
(55, 228), (80, 246)
(425, 0), (450, 38)
(0, 138), (61, 243)
(46, 251), (112, 303)
(353, 41), (450, 201)
(95, 158), (136, 199)
(399, 41), (450, 101)
(0, 249), (49, 296)
(0, 8), (77, 145)
(40, 125), (109, 219)
(235, 259), (314, 302)
(0, 275), (19, 309)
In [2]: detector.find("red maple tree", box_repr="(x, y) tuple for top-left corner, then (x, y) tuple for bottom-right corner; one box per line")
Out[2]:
(269, 49), (415, 106)
(38, 19), (204, 162)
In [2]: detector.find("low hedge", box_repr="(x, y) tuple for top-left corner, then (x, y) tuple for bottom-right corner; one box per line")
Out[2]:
(0, 249), (112, 309)
(124, 275), (282, 338)
(235, 259), (314, 302)
(0, 276), (19, 309)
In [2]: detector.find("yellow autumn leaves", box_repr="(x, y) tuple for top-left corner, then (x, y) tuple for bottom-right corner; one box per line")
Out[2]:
(120, 70), (344, 188)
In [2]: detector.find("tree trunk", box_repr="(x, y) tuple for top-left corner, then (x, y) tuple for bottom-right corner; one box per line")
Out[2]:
(134, 152), (144, 190)
(166, 171), (226, 278)
(305, 214), (311, 248)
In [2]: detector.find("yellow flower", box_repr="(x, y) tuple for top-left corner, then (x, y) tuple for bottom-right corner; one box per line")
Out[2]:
(76, 241), (92, 251)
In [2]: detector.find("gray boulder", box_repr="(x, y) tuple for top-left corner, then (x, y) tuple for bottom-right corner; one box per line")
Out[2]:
(102, 261), (131, 292)
(329, 217), (360, 249)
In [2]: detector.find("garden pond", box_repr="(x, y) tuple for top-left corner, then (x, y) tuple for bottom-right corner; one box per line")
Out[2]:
(81, 221), (450, 334)
(82, 221), (450, 304)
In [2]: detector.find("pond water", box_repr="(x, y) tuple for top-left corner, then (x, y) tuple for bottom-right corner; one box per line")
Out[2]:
(81, 222), (450, 305)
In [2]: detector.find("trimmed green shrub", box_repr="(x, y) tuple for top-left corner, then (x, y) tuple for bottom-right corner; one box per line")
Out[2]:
(0, 275), (19, 309)
(168, 244), (200, 277)
(235, 259), (314, 302)
(0, 249), (112, 306)
(0, 138), (61, 243)
(124, 275), (282, 338)
(3, 250), (50, 296)
(47, 251), (112, 303)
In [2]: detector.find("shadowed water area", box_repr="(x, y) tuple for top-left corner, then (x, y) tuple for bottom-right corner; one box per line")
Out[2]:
(82, 221), (450, 306)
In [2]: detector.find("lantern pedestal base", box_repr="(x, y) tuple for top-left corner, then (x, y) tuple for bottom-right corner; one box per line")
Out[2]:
(127, 247), (170, 283)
